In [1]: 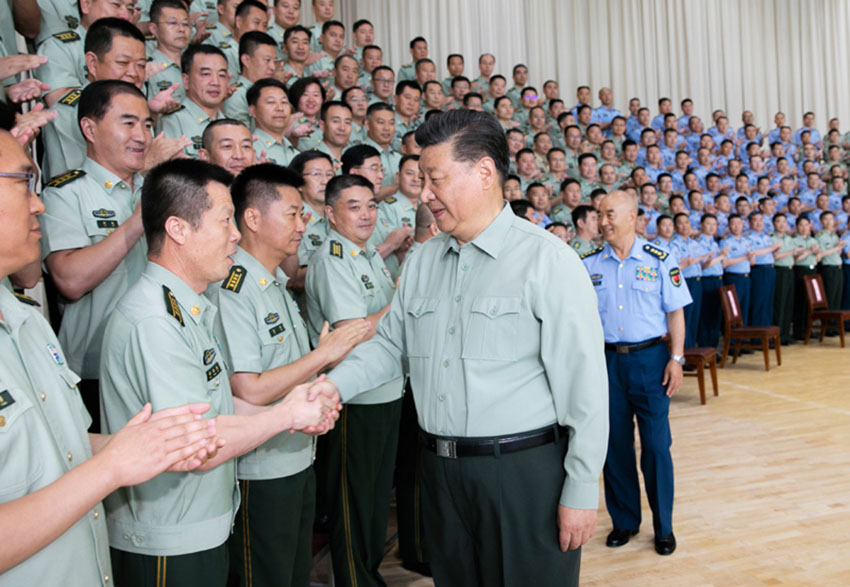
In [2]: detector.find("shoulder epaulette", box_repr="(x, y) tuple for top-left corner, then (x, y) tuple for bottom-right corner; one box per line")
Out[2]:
(59, 88), (82, 106)
(53, 30), (80, 43)
(46, 169), (86, 189)
(219, 41), (231, 49)
(643, 243), (669, 261)
(230, 81), (243, 88)
(145, 34), (155, 41)
(221, 265), (245, 293)
(162, 286), (184, 326)
(12, 292), (40, 307)
(580, 246), (604, 259)
(384, 196), (397, 204)
(572, 240), (581, 249)
(329, 240), (343, 258)
(162, 104), (185, 115)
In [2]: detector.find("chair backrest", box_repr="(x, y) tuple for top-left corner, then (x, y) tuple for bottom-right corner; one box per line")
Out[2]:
(719, 284), (744, 330)
(803, 274), (828, 312)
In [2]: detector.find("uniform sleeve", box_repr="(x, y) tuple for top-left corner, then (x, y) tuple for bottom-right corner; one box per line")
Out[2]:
(210, 288), (263, 374)
(660, 253), (693, 312)
(36, 39), (82, 89)
(39, 186), (90, 256)
(536, 247), (609, 509)
(155, 112), (183, 139)
(305, 257), (368, 326)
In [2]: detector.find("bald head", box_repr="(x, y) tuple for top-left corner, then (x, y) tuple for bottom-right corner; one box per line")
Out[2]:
(598, 190), (637, 247)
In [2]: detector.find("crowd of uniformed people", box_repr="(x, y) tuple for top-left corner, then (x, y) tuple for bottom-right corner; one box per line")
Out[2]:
(0, 0), (848, 584)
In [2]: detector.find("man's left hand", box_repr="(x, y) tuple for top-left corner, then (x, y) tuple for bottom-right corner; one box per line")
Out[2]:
(662, 359), (683, 397)
(558, 506), (597, 551)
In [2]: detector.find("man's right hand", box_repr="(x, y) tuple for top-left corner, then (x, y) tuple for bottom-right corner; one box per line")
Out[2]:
(317, 319), (371, 366)
(386, 225), (414, 252)
(279, 379), (340, 433)
(0, 54), (47, 80)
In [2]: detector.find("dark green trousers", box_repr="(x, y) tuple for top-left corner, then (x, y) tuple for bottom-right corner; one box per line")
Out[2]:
(793, 265), (817, 339)
(395, 389), (429, 566)
(819, 264), (843, 309)
(420, 433), (581, 587)
(227, 467), (316, 587)
(110, 543), (228, 587)
(327, 399), (402, 587)
(774, 266), (794, 343)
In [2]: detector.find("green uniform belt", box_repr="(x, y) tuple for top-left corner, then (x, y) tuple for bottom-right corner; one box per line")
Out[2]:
(604, 336), (663, 354)
(420, 424), (566, 459)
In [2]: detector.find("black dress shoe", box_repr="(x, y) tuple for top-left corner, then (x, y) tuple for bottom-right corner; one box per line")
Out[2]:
(401, 561), (432, 577)
(606, 528), (638, 547)
(654, 533), (676, 555)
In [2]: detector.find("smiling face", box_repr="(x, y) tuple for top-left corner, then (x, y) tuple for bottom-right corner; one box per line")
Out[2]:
(274, 0), (300, 28)
(89, 35), (147, 89)
(285, 30), (310, 63)
(83, 92), (152, 179)
(326, 184), (377, 248)
(598, 191), (637, 245)
(199, 123), (255, 174)
(397, 158), (422, 200)
(297, 81), (323, 117)
(235, 6), (268, 38)
(184, 53), (228, 109)
(366, 109), (394, 147)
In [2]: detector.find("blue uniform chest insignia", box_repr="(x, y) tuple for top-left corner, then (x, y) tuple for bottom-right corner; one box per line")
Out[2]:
(590, 273), (603, 286)
(636, 266), (659, 281)
(643, 243), (669, 260)
(264, 313), (279, 324)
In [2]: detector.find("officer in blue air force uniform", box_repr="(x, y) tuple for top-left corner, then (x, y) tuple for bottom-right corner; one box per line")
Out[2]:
(582, 190), (691, 556)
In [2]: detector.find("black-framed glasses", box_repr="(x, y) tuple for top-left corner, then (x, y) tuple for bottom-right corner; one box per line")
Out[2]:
(0, 172), (36, 193)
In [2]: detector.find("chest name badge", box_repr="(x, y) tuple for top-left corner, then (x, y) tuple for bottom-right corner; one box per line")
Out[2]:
(269, 323), (286, 337)
(635, 266), (659, 281)
(192, 136), (203, 149)
(203, 348), (216, 366)
(206, 362), (221, 381)
(264, 313), (280, 325)
(361, 274), (374, 290)
(97, 220), (119, 229)
(92, 208), (116, 219)
(590, 273), (603, 286)
(0, 390), (16, 410)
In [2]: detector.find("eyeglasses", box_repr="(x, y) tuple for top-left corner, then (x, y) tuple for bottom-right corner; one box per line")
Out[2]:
(303, 171), (335, 180)
(0, 172), (36, 193)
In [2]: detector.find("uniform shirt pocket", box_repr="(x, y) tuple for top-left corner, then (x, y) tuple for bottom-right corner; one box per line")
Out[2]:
(405, 297), (440, 357)
(0, 388), (45, 500)
(461, 296), (521, 361)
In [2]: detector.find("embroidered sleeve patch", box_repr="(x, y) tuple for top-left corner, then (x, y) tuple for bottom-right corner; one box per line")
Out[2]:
(669, 267), (682, 287)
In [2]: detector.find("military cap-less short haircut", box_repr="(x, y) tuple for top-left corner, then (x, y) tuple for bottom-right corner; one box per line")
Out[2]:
(325, 173), (374, 208)
(494, 95), (512, 109)
(395, 80), (421, 96)
(320, 100), (351, 122)
(366, 101), (393, 118)
(239, 31), (276, 64)
(78, 79), (147, 130)
(409, 36), (426, 49)
(201, 118), (249, 150)
(246, 77), (288, 106)
(150, 0), (187, 23)
(85, 17), (146, 58)
(181, 43), (227, 73)
(572, 204), (596, 227)
(236, 0), (267, 19)
(415, 109), (509, 185)
(143, 159), (234, 255)
(489, 74), (505, 83)
(352, 19), (372, 32)
(510, 199), (533, 219)
(399, 153), (419, 171)
(321, 19), (344, 34)
(341, 144), (381, 174)
(288, 150), (332, 176)
(463, 92), (482, 106)
(283, 25), (311, 44)
(446, 53), (463, 66)
(451, 76), (470, 88)
(230, 162), (304, 228)
(414, 58), (434, 71)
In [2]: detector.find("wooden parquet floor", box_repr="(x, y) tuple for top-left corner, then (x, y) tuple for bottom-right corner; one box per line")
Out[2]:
(377, 340), (850, 586)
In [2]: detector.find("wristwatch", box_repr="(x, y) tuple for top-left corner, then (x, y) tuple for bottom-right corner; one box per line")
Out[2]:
(670, 354), (685, 366)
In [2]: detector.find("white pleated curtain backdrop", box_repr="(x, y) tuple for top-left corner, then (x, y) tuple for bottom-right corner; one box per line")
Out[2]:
(316, 0), (850, 134)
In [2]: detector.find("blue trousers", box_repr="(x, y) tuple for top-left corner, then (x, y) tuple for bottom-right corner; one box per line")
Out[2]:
(698, 276), (723, 348)
(604, 343), (674, 538)
(683, 277), (702, 348)
(723, 272), (750, 325)
(749, 265), (776, 326)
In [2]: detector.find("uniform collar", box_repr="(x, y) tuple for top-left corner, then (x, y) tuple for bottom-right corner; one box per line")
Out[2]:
(82, 158), (141, 192)
(329, 228), (375, 259)
(232, 246), (288, 291)
(253, 127), (290, 149)
(145, 261), (214, 325)
(302, 200), (327, 227)
(151, 48), (177, 68)
(364, 136), (392, 154)
(602, 236), (650, 262)
(184, 97), (218, 124)
(443, 202), (512, 260)
(0, 286), (29, 333)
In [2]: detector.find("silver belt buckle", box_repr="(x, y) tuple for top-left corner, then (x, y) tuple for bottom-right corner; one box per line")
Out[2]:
(435, 438), (457, 459)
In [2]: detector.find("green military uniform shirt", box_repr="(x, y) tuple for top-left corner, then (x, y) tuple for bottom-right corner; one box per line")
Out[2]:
(266, 22), (286, 60)
(0, 287), (111, 586)
(100, 262), (238, 556)
(367, 194), (418, 280)
(294, 116), (323, 151)
(506, 85), (521, 109)
(36, 26), (87, 92)
(568, 236), (594, 256)
(207, 247), (314, 480)
(772, 232), (796, 268)
(222, 76), (252, 126)
(549, 204), (574, 227)
(304, 52), (334, 78)
(145, 48), (185, 104)
(305, 230), (403, 405)
(563, 148), (581, 178)
(393, 112), (420, 152)
(314, 140), (344, 174)
(579, 177), (603, 201)
(35, 0), (80, 45)
(350, 120), (367, 146)
(792, 234), (819, 268)
(308, 22), (322, 53)
(297, 200), (330, 266)
(41, 87), (85, 181)
(205, 25), (238, 74)
(39, 160), (147, 379)
(156, 98), (219, 157)
(252, 127), (299, 166)
(364, 137), (401, 189)
(816, 230), (841, 265)
(328, 204), (609, 509)
(397, 63), (415, 82)
(189, 0), (218, 22)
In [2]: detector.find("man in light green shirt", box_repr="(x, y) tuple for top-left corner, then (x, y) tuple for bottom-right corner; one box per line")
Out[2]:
(248, 78), (300, 165)
(0, 128), (218, 587)
(363, 101), (401, 199)
(305, 174), (404, 587)
(221, 30), (276, 125)
(207, 164), (369, 587)
(397, 36), (428, 82)
(157, 44), (226, 157)
(792, 215), (820, 340)
(815, 211), (844, 310)
(144, 0), (189, 104)
(568, 204), (598, 257)
(101, 158), (339, 587)
(771, 213), (799, 344)
(309, 110), (608, 586)
(203, 0), (238, 59)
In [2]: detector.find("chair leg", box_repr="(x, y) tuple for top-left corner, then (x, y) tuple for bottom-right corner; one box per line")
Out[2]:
(840, 321), (846, 348)
(819, 319), (825, 343)
(732, 338), (741, 364)
(696, 361), (706, 405)
(709, 357), (719, 397)
(720, 336), (730, 368)
(805, 315), (812, 344)
(775, 336), (781, 366)
(762, 337), (770, 371)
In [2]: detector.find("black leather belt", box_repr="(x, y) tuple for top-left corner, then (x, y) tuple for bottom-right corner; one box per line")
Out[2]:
(604, 336), (663, 354)
(420, 425), (565, 459)
(754, 264), (774, 268)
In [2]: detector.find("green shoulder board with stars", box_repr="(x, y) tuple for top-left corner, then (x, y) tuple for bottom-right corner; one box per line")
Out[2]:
(46, 169), (86, 188)
(222, 265), (246, 293)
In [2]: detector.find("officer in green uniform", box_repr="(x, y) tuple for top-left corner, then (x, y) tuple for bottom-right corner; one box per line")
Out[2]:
(393, 80), (422, 152)
(289, 151), (335, 268)
(221, 31), (276, 125)
(266, 0), (300, 59)
(305, 173), (404, 587)
(207, 164), (369, 587)
(0, 128), (218, 587)
(247, 78), (300, 166)
(219, 0), (268, 75)
(397, 36), (427, 82)
(157, 44), (227, 157)
(40, 81), (151, 430)
(36, 0), (83, 45)
(771, 213), (799, 344)
(309, 110), (608, 587)
(568, 204), (598, 257)
(791, 215), (820, 340)
(363, 102), (401, 195)
(101, 158), (339, 587)
(815, 211), (844, 310)
(198, 119), (256, 175)
(145, 0), (191, 104)
(204, 0), (237, 58)
(42, 18), (148, 181)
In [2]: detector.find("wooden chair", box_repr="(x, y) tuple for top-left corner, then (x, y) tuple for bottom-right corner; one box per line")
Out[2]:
(802, 274), (850, 348)
(683, 348), (719, 405)
(718, 284), (781, 371)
